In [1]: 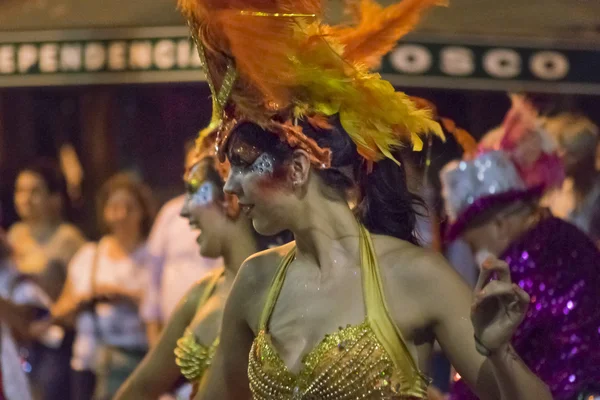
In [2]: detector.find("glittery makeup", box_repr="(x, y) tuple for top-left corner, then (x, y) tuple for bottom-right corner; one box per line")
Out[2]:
(248, 153), (275, 175)
(188, 181), (215, 207)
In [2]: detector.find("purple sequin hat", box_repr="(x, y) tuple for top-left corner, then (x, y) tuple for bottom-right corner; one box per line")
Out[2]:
(441, 150), (544, 242)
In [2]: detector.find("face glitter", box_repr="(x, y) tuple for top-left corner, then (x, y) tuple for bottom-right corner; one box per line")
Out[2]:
(188, 181), (215, 208)
(248, 153), (275, 176)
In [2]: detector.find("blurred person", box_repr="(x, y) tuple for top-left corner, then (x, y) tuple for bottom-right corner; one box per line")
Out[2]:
(0, 227), (48, 400)
(8, 160), (86, 400)
(442, 97), (600, 400)
(9, 159), (86, 300)
(141, 140), (221, 347)
(541, 113), (600, 246)
(115, 133), (290, 400)
(69, 173), (156, 400)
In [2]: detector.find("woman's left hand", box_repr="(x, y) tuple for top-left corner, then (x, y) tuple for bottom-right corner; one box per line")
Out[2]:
(471, 256), (530, 354)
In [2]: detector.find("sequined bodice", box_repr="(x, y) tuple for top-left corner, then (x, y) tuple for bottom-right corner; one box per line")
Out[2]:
(174, 268), (223, 383)
(248, 226), (430, 400)
(175, 329), (220, 382)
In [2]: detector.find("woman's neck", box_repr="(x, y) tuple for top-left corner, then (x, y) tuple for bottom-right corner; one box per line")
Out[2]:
(221, 220), (258, 282)
(26, 219), (59, 241)
(290, 192), (360, 276)
(109, 230), (143, 254)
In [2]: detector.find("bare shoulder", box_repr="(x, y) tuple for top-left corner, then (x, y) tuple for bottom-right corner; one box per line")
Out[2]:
(373, 235), (452, 279)
(56, 224), (87, 249)
(181, 269), (224, 310)
(232, 241), (294, 332)
(57, 223), (85, 240)
(236, 241), (294, 291)
(372, 234), (471, 324)
(7, 222), (27, 240)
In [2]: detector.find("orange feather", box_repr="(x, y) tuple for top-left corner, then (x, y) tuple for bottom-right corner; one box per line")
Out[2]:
(332, 0), (446, 68)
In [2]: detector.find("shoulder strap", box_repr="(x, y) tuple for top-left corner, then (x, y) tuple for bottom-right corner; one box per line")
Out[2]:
(359, 224), (425, 393)
(258, 248), (296, 331)
(196, 267), (225, 312)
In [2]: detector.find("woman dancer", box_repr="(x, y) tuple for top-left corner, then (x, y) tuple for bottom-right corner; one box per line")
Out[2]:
(177, 1), (553, 399)
(115, 138), (289, 399)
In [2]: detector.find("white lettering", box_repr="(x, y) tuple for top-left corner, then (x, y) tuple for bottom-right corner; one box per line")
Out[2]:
(483, 49), (521, 79)
(154, 40), (176, 70)
(84, 42), (106, 71)
(389, 44), (432, 74)
(530, 51), (569, 81)
(129, 41), (152, 70)
(108, 42), (126, 70)
(0, 45), (15, 74)
(18, 44), (38, 73)
(177, 39), (191, 68)
(440, 46), (475, 76)
(39, 43), (59, 73)
(60, 44), (82, 71)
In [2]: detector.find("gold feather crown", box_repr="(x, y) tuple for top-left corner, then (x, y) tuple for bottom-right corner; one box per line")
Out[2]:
(179, 0), (447, 169)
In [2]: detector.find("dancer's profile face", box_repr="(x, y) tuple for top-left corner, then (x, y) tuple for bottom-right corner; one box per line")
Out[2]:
(223, 132), (294, 236)
(181, 160), (228, 259)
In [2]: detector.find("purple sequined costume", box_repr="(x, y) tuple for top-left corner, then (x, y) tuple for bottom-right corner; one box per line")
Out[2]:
(450, 216), (600, 400)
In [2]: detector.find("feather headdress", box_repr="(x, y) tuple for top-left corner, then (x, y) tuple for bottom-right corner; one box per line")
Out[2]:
(478, 94), (565, 190)
(179, 0), (446, 168)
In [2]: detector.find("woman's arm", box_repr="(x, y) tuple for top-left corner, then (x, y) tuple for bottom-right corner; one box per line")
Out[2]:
(114, 278), (208, 400)
(415, 252), (551, 400)
(194, 259), (262, 400)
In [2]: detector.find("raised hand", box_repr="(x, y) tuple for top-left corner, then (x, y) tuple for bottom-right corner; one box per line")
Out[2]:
(471, 256), (530, 354)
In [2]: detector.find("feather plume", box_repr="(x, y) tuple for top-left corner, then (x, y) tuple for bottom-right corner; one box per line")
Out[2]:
(332, 0), (446, 68)
(178, 0), (446, 167)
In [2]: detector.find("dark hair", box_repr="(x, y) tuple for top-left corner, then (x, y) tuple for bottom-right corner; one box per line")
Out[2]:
(229, 117), (424, 245)
(96, 173), (156, 238)
(18, 159), (72, 220)
(19, 159), (67, 197)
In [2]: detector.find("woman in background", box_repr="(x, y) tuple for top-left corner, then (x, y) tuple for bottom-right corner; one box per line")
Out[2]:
(8, 159), (86, 400)
(68, 173), (155, 400)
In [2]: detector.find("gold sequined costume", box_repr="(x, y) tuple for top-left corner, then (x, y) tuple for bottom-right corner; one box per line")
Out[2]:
(248, 225), (430, 399)
(174, 268), (224, 392)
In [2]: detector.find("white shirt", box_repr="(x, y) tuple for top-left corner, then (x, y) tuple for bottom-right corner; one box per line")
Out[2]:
(0, 261), (49, 400)
(69, 241), (149, 371)
(140, 196), (221, 323)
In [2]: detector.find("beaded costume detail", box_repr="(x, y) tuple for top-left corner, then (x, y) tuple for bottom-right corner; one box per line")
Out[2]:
(175, 329), (220, 382)
(248, 226), (429, 399)
(174, 268), (224, 384)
